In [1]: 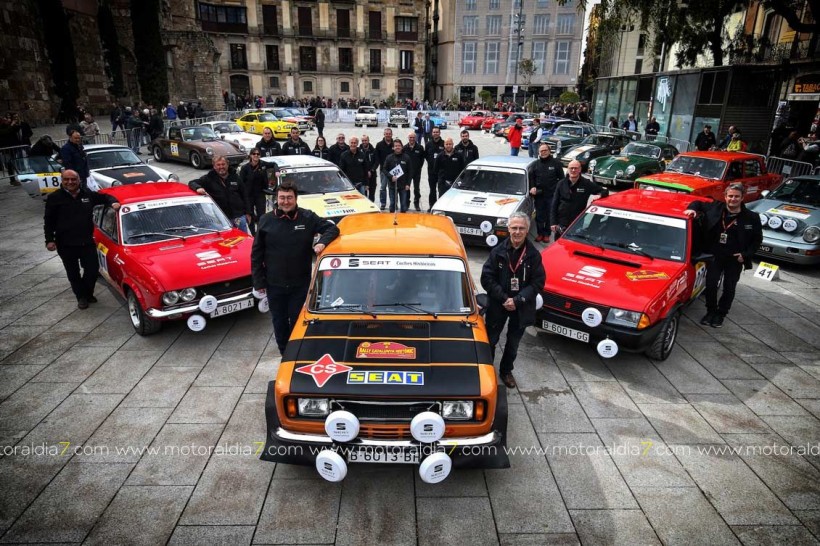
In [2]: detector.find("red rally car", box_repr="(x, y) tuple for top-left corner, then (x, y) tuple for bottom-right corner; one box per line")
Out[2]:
(93, 183), (261, 335)
(458, 110), (492, 130)
(536, 190), (712, 361)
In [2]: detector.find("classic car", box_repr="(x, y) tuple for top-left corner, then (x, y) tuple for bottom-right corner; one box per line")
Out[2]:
(536, 190), (712, 361)
(270, 108), (312, 132)
(635, 151), (782, 202)
(93, 183), (260, 335)
(501, 118), (537, 141)
(150, 126), (246, 169)
(521, 118), (575, 150)
(482, 112), (511, 132)
(542, 124), (597, 157)
(199, 121), (259, 153)
(388, 108), (410, 128)
(354, 106), (379, 127)
(431, 156), (535, 247)
(12, 155), (64, 199)
(259, 212), (509, 481)
(427, 111), (449, 129)
(747, 175), (820, 265)
(558, 132), (634, 169)
(589, 141), (680, 188)
(458, 110), (492, 130)
(492, 114), (535, 137)
(85, 144), (179, 190)
(234, 112), (296, 139)
(260, 155), (378, 223)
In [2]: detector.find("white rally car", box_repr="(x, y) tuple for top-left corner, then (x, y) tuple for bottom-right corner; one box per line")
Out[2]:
(431, 156), (536, 246)
(13, 155), (64, 199)
(86, 144), (179, 191)
(199, 121), (259, 154)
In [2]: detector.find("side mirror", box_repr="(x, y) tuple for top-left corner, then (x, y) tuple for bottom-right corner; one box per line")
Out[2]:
(760, 190), (770, 198)
(475, 293), (489, 309)
(691, 252), (714, 264)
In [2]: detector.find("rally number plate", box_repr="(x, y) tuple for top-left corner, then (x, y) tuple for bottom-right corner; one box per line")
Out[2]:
(347, 447), (420, 464)
(542, 320), (590, 343)
(457, 225), (484, 236)
(210, 297), (255, 317)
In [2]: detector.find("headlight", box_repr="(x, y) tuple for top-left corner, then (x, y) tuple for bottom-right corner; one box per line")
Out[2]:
(625, 165), (636, 175)
(431, 210), (445, 216)
(556, 142), (562, 152)
(442, 401), (474, 420)
(758, 213), (769, 226)
(205, 147), (214, 156)
(111, 180), (121, 187)
(168, 173), (180, 182)
(579, 152), (590, 160)
(238, 144), (246, 152)
(179, 288), (197, 301)
(298, 398), (330, 417)
(161, 291), (180, 306)
(588, 159), (597, 171)
(605, 307), (649, 329)
(804, 226), (820, 243)
(496, 217), (508, 227)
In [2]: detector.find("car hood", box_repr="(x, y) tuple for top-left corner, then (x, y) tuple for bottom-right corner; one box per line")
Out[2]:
(563, 144), (608, 159)
(636, 172), (717, 192)
(122, 231), (253, 291)
(594, 155), (656, 173)
(432, 189), (526, 218)
(542, 239), (685, 311)
(747, 198), (819, 242)
(287, 320), (484, 396)
(298, 191), (379, 218)
(91, 164), (171, 185)
(221, 132), (258, 144)
(547, 135), (581, 143)
(192, 140), (243, 155)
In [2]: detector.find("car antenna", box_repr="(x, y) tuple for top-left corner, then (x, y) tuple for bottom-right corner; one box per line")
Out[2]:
(393, 209), (399, 226)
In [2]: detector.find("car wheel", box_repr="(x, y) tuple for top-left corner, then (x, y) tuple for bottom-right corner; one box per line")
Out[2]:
(127, 289), (161, 336)
(190, 151), (203, 169)
(645, 311), (678, 361)
(152, 146), (165, 161)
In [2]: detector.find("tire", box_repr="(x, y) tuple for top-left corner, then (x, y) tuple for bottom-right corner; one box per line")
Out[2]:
(645, 311), (678, 361)
(127, 290), (161, 336)
(190, 151), (203, 169)
(152, 146), (165, 161)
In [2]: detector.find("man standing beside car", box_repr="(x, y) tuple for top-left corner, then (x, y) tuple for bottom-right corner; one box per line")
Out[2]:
(328, 133), (349, 166)
(339, 136), (369, 196)
(383, 139), (413, 213)
(454, 129), (480, 166)
(404, 133), (426, 211)
(281, 127), (311, 155)
(60, 131), (90, 188)
(257, 127), (282, 157)
(424, 127), (445, 210)
(435, 138), (465, 199)
(530, 143), (564, 242)
(684, 183), (762, 328)
(480, 212), (546, 389)
(375, 128), (394, 210)
(189, 156), (251, 234)
(240, 148), (268, 235)
(251, 181), (340, 355)
(550, 160), (606, 239)
(360, 134), (378, 201)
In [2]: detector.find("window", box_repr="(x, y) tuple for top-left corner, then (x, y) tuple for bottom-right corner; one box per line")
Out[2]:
(300, 46), (317, 71)
(269, 76), (279, 88)
(400, 51), (414, 74)
(744, 159), (761, 177)
(463, 16), (478, 35)
(371, 79), (380, 90)
(262, 5), (278, 35)
(398, 78), (413, 100)
(396, 16), (418, 41)
(556, 14), (575, 35)
(634, 59), (643, 74)
(266, 45), (280, 71)
(337, 9), (351, 38)
(339, 48), (353, 72)
(369, 11), (382, 39)
(465, 0), (476, 10)
(369, 49), (382, 73)
(534, 15), (550, 35)
(198, 2), (247, 33)
(463, 42), (476, 75)
(484, 42), (499, 75)
(536, 0), (548, 7)
(230, 43), (247, 69)
(489, 0), (499, 9)
(340, 81), (350, 94)
(513, 0), (522, 8)
(554, 41), (570, 74)
(637, 34), (647, 56)
(100, 207), (118, 240)
(298, 6), (312, 36)
(303, 81), (313, 93)
(487, 15), (501, 35)
(532, 42), (547, 74)
(507, 43), (520, 75)
(698, 71), (728, 104)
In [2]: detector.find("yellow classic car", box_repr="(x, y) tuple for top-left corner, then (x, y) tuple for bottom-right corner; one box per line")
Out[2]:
(235, 112), (295, 139)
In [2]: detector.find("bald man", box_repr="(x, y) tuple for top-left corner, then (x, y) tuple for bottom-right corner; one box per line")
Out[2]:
(434, 137), (465, 199)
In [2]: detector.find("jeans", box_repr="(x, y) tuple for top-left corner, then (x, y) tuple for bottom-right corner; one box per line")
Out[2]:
(57, 245), (99, 301)
(410, 171), (422, 208)
(510, 147), (520, 156)
(266, 284), (309, 353)
(704, 256), (743, 316)
(437, 180), (452, 201)
(485, 305), (526, 375)
(388, 181), (409, 212)
(232, 215), (250, 235)
(354, 182), (367, 196)
(379, 170), (390, 208)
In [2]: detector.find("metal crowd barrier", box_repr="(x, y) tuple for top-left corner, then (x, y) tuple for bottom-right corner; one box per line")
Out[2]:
(765, 156), (815, 178)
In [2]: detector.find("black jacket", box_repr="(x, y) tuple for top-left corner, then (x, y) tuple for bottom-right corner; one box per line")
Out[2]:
(59, 141), (90, 180)
(686, 200), (763, 270)
(328, 142), (349, 166)
(312, 146), (331, 160)
(375, 139), (394, 171)
(360, 143), (378, 181)
(425, 137), (445, 174)
(383, 152), (413, 186)
(257, 137), (281, 157)
(435, 151), (465, 188)
(314, 109), (325, 128)
(339, 148), (370, 184)
(404, 142), (425, 174)
(551, 175), (605, 228)
(695, 131), (717, 151)
(454, 139), (479, 165)
(530, 156), (564, 199)
(480, 237), (546, 327)
(281, 138), (311, 155)
(188, 169), (246, 218)
(44, 187), (116, 247)
(239, 161), (268, 213)
(251, 207), (339, 289)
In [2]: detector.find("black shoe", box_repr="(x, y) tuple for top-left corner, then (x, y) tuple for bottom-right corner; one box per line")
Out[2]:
(380, 205), (386, 211)
(700, 312), (714, 325)
(87, 295), (98, 304)
(710, 315), (724, 328)
(77, 298), (89, 310)
(501, 373), (517, 389)
(414, 203), (420, 211)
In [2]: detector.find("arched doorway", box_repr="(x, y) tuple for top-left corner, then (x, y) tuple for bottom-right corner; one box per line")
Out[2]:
(397, 78), (414, 101)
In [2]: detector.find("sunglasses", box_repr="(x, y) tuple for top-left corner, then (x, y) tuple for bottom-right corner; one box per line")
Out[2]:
(251, 152), (260, 156)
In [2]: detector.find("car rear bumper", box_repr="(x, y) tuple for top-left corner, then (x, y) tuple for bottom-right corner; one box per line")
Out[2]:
(536, 306), (663, 353)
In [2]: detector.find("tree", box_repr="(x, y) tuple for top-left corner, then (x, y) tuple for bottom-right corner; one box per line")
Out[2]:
(518, 58), (536, 105)
(479, 89), (493, 107)
(560, 91), (580, 104)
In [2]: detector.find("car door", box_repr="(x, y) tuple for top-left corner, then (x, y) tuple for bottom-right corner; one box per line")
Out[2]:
(167, 127), (183, 160)
(94, 205), (125, 290)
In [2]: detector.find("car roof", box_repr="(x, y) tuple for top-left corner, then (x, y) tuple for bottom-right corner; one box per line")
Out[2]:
(83, 144), (133, 152)
(678, 150), (760, 160)
(466, 155), (535, 169)
(595, 189), (706, 217)
(260, 156), (335, 169)
(327, 213), (465, 257)
(100, 182), (196, 203)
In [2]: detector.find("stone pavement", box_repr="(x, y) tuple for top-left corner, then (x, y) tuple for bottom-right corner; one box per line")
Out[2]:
(1, 126), (819, 545)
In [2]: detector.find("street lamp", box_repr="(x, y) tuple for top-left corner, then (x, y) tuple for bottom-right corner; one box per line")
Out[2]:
(512, 4), (525, 107)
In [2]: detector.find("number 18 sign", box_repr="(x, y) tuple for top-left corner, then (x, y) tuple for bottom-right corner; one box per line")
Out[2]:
(754, 261), (780, 282)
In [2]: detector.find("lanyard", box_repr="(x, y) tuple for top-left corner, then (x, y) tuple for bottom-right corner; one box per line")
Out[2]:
(508, 246), (526, 275)
(722, 211), (738, 232)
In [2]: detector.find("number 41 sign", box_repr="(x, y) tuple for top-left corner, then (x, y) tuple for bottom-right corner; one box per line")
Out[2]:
(754, 261), (780, 282)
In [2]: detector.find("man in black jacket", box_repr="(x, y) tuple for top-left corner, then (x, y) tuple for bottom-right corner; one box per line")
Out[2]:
(339, 136), (369, 195)
(360, 135), (378, 202)
(383, 139), (413, 213)
(403, 133), (425, 211)
(328, 133), (349, 166)
(189, 156), (250, 233)
(59, 131), (90, 187)
(256, 128), (282, 157)
(375, 128), (394, 210)
(530, 143), (564, 242)
(314, 108), (325, 138)
(281, 127), (311, 155)
(684, 183), (763, 328)
(435, 138), (465, 199)
(454, 129), (480, 166)
(424, 127), (445, 210)
(480, 212), (546, 388)
(44, 169), (120, 309)
(239, 148), (268, 234)
(550, 160), (606, 238)
(251, 181), (339, 353)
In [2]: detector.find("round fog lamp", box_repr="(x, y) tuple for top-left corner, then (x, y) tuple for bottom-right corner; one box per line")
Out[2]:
(581, 307), (603, 327)
(758, 213), (769, 226)
(480, 220), (493, 233)
(410, 412), (445, 443)
(324, 411), (360, 443)
(187, 314), (206, 332)
(535, 293), (544, 310)
(782, 218), (798, 233)
(418, 452), (452, 484)
(768, 216), (783, 229)
(315, 449), (347, 482)
(198, 295), (218, 313)
(597, 339), (619, 358)
(258, 298), (269, 313)
(485, 234), (499, 247)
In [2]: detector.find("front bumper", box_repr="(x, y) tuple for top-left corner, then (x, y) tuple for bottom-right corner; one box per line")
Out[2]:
(146, 290), (255, 319)
(755, 238), (820, 265)
(536, 306), (663, 354)
(591, 173), (633, 188)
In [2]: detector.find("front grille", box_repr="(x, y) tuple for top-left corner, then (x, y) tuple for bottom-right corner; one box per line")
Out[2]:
(331, 400), (441, 422)
(359, 425), (411, 440)
(446, 211), (488, 228)
(542, 291), (609, 318)
(198, 275), (253, 298)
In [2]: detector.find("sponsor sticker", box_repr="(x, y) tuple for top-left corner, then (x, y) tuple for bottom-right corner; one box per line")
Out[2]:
(295, 354), (353, 388)
(356, 341), (417, 360)
(219, 236), (245, 248)
(347, 370), (424, 385)
(122, 172), (143, 178)
(318, 256), (466, 272)
(626, 270), (670, 281)
(342, 193), (365, 200)
(586, 206), (686, 228)
(495, 197), (518, 205)
(765, 206), (811, 220)
(119, 196), (209, 214)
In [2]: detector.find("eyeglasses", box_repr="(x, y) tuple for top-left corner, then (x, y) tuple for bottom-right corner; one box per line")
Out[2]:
(568, 167), (581, 171)
(250, 152), (260, 156)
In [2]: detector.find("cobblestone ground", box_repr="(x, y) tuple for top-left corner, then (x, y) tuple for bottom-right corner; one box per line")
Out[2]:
(0, 122), (818, 545)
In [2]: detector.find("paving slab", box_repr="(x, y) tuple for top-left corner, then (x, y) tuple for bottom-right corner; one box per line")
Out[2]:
(687, 394), (773, 434)
(0, 330), (85, 366)
(0, 324), (55, 361)
(653, 349), (729, 395)
(193, 350), (260, 387)
(604, 353), (686, 404)
(120, 366), (200, 408)
(569, 509), (660, 545)
(29, 344), (118, 384)
(154, 323), (230, 367)
(782, 351), (820, 381)
(417, 497), (498, 546)
(679, 341), (764, 380)
(244, 356), (281, 395)
(741, 355), (820, 399)
(0, 455), (69, 533)
(168, 525), (255, 546)
(167, 386), (243, 424)
(730, 524), (819, 545)
(414, 468), (488, 497)
(216, 312), (273, 354)
(0, 364), (45, 402)
(638, 403), (723, 444)
(570, 381), (642, 419)
(126, 423), (224, 486)
(74, 406), (174, 463)
(548, 339), (615, 383)
(794, 511), (820, 540)
(50, 303), (118, 334)
(499, 534), (580, 545)
(19, 393), (123, 448)
(254, 478), (342, 544)
(738, 321), (816, 353)
(519, 388), (595, 434)
(722, 379), (809, 416)
(798, 399), (820, 420)
(0, 381), (78, 430)
(76, 309), (134, 348)
(78, 349), (162, 394)
(117, 320), (183, 352)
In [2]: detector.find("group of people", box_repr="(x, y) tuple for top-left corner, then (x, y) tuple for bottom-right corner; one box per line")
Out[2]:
(694, 124), (749, 152)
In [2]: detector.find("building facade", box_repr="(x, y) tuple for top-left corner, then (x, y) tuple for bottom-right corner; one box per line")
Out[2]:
(432, 0), (585, 104)
(197, 0), (428, 102)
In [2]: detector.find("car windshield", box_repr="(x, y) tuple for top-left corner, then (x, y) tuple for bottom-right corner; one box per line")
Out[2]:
(555, 126), (584, 137)
(665, 156), (726, 179)
(454, 167), (527, 195)
(181, 127), (217, 141)
(581, 134), (618, 146)
(565, 206), (688, 262)
(87, 149), (143, 169)
(358, 107), (375, 113)
(257, 113), (276, 122)
(13, 156), (62, 174)
(767, 178), (820, 206)
(623, 142), (662, 159)
(120, 199), (232, 245)
(274, 168), (355, 194)
(391, 109), (406, 114)
(215, 123), (243, 133)
(468, 111), (485, 117)
(311, 256), (472, 315)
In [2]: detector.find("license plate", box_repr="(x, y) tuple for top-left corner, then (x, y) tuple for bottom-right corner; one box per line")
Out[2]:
(457, 225), (484, 236)
(347, 447), (419, 464)
(541, 320), (590, 342)
(210, 297), (255, 317)
(759, 245), (772, 253)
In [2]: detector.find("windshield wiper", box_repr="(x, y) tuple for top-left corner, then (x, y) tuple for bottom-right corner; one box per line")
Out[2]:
(372, 302), (439, 319)
(127, 232), (185, 242)
(602, 240), (654, 260)
(165, 225), (221, 234)
(313, 303), (377, 318)
(569, 232), (605, 250)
